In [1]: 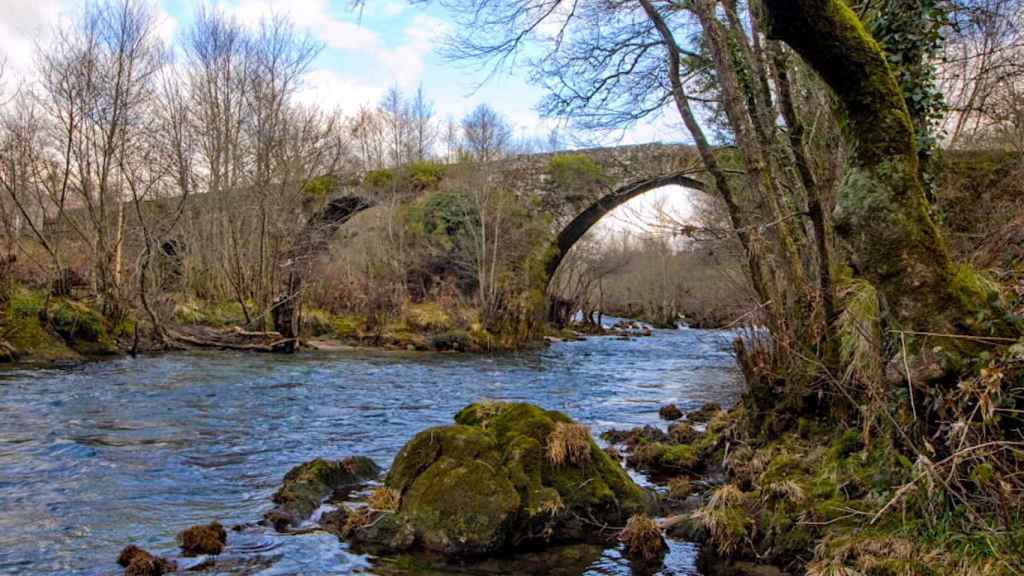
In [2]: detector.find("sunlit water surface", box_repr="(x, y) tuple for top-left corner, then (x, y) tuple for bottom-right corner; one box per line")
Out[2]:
(0, 325), (743, 575)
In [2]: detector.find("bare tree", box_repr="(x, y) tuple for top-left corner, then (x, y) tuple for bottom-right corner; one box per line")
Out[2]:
(410, 84), (436, 160)
(442, 115), (462, 162)
(461, 103), (511, 162)
(380, 85), (411, 167)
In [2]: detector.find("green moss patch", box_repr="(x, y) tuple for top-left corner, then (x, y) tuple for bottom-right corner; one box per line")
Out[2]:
(357, 402), (653, 558)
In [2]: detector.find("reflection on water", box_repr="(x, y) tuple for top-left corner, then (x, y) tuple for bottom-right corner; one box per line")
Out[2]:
(0, 326), (742, 575)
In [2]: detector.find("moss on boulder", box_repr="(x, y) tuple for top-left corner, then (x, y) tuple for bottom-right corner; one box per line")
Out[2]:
(350, 402), (654, 557)
(177, 521), (227, 556)
(266, 456), (381, 530)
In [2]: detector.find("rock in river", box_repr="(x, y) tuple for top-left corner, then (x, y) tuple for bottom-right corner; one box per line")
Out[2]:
(265, 456), (381, 531)
(343, 401), (654, 557)
(116, 545), (176, 576)
(659, 404), (683, 421)
(177, 521), (227, 556)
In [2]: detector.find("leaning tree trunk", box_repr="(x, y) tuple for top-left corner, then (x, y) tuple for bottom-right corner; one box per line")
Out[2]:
(761, 0), (999, 336)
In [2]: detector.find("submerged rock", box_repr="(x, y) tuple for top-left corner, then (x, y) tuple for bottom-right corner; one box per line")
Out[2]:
(345, 402), (654, 557)
(177, 521), (227, 556)
(669, 421), (699, 444)
(659, 404), (683, 421)
(343, 508), (416, 553)
(688, 402), (723, 423)
(318, 508), (349, 536)
(117, 545), (177, 576)
(266, 456), (381, 530)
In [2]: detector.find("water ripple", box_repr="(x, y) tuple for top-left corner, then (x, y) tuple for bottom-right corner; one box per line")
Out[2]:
(0, 325), (743, 575)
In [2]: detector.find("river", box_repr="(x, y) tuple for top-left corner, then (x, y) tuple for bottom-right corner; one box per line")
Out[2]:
(0, 325), (744, 576)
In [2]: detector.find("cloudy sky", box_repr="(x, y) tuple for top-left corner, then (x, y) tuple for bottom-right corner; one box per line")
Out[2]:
(0, 0), (682, 146)
(0, 0), (695, 234)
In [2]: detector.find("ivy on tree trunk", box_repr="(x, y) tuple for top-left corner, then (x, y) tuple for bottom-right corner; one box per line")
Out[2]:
(761, 0), (998, 337)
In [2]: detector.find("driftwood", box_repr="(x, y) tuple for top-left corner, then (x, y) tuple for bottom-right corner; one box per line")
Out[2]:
(167, 326), (296, 353)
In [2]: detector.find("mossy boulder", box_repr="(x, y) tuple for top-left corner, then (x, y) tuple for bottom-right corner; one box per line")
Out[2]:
(177, 521), (226, 556)
(117, 545), (177, 576)
(351, 402), (654, 557)
(266, 456), (381, 530)
(659, 404), (683, 421)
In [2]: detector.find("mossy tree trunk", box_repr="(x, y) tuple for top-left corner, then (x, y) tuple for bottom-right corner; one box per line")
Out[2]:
(762, 0), (993, 335)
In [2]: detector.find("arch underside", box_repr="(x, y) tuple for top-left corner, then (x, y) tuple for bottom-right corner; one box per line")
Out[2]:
(545, 171), (708, 284)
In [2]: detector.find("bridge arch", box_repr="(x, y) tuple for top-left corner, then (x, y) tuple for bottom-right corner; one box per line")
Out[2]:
(543, 170), (708, 284)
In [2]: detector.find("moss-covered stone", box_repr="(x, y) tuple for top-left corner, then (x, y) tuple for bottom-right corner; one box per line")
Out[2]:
(266, 456), (381, 530)
(117, 545), (177, 576)
(177, 521), (226, 556)
(360, 402), (654, 558)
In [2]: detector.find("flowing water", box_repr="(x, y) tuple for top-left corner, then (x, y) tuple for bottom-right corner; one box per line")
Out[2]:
(0, 325), (744, 576)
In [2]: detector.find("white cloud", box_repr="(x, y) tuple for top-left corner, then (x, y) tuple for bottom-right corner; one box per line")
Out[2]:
(155, 6), (179, 45)
(0, 0), (62, 81)
(296, 67), (385, 114)
(215, 0), (379, 51)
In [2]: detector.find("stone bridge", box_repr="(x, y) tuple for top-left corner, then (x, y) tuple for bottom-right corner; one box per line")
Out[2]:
(277, 143), (708, 340)
(490, 143), (705, 278)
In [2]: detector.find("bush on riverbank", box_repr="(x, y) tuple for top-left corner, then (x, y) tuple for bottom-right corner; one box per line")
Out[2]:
(678, 332), (1024, 575)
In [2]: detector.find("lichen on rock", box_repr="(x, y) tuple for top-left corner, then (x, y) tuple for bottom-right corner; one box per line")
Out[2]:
(345, 402), (654, 557)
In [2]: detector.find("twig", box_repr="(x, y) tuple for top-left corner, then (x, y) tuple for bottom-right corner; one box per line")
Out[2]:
(900, 331), (917, 420)
(887, 329), (1018, 344)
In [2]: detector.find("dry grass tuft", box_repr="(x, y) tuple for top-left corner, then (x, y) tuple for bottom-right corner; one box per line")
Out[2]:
(547, 422), (593, 466)
(808, 535), (921, 576)
(367, 487), (400, 512)
(764, 479), (805, 503)
(837, 279), (882, 386)
(539, 493), (565, 516)
(619, 513), (667, 562)
(668, 477), (692, 500)
(805, 561), (866, 576)
(693, 484), (751, 555)
(341, 507), (375, 537)
(724, 444), (755, 479)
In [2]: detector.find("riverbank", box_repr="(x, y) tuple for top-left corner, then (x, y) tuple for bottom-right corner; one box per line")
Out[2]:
(637, 339), (1024, 576)
(0, 284), (668, 366)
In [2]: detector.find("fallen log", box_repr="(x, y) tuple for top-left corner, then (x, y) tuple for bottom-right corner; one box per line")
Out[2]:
(167, 326), (296, 353)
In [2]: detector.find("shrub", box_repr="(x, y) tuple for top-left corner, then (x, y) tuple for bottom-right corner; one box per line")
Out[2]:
(303, 174), (341, 198)
(546, 154), (609, 192)
(407, 161), (447, 190)
(49, 300), (106, 342)
(405, 189), (474, 249)
(365, 169), (395, 188)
